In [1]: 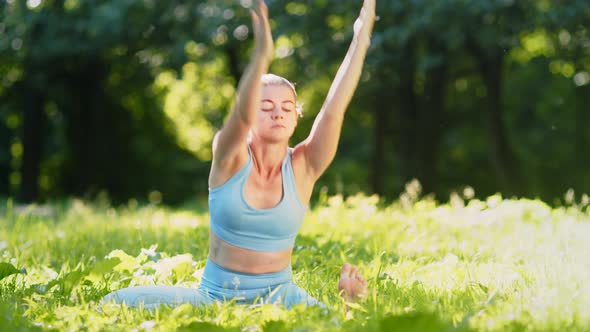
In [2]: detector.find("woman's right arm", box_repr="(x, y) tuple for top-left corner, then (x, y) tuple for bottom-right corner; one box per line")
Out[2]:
(211, 0), (274, 169)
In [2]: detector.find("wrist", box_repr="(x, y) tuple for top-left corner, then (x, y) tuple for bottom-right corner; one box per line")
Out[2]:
(253, 55), (272, 69)
(253, 47), (273, 63)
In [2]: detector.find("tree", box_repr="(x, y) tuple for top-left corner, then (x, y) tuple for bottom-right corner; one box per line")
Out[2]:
(0, 0), (216, 202)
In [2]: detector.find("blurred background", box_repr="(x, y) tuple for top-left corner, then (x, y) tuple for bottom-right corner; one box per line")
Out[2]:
(1, 0), (589, 205)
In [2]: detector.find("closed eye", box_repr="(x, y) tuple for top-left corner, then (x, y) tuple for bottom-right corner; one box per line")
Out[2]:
(261, 100), (274, 112)
(282, 101), (295, 112)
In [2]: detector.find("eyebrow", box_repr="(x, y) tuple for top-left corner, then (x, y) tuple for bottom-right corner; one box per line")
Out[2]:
(261, 99), (294, 104)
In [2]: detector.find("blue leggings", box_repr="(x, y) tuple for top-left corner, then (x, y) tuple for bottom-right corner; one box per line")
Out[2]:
(101, 258), (323, 310)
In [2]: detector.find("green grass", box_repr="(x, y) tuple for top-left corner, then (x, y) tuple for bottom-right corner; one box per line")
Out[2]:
(0, 190), (589, 331)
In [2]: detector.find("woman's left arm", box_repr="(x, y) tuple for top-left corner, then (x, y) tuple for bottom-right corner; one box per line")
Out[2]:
(298, 0), (376, 180)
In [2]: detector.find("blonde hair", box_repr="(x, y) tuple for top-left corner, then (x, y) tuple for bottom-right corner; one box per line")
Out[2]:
(261, 73), (303, 117)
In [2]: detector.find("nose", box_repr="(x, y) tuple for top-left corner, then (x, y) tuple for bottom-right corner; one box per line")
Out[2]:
(271, 107), (283, 119)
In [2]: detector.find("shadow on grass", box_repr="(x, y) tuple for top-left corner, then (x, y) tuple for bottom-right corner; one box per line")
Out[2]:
(377, 312), (473, 332)
(0, 301), (43, 332)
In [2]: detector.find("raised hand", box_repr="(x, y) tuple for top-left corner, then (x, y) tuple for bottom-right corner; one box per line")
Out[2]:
(296, 0), (376, 180)
(353, 0), (376, 46)
(250, 0), (274, 63)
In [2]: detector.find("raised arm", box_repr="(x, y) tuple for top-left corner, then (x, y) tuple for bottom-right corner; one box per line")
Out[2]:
(212, 0), (274, 167)
(297, 0), (376, 180)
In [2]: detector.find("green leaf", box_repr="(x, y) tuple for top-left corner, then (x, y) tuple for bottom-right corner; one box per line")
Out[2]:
(90, 257), (122, 275)
(152, 254), (194, 282)
(84, 257), (122, 284)
(0, 262), (21, 281)
(107, 250), (138, 273)
(262, 320), (288, 332)
(344, 301), (368, 312)
(177, 322), (239, 332)
(379, 312), (465, 332)
(62, 270), (85, 294)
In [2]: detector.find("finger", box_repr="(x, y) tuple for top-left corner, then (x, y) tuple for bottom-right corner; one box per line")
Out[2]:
(250, 1), (264, 20)
(250, 9), (258, 23)
(251, 0), (267, 18)
(250, 4), (262, 21)
(250, 10), (261, 34)
(258, 0), (269, 18)
(251, 2), (271, 32)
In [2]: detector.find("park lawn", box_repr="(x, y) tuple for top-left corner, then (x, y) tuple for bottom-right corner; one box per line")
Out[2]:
(0, 191), (589, 331)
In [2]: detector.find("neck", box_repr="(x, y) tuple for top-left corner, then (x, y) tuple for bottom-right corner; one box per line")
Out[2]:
(249, 139), (288, 179)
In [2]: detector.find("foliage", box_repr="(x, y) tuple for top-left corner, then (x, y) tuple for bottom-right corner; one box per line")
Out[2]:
(0, 1), (590, 203)
(0, 194), (589, 331)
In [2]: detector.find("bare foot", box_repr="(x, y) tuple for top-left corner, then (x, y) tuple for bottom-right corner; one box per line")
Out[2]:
(338, 263), (368, 302)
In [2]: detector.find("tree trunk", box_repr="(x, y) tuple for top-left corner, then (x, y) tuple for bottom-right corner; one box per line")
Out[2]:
(479, 53), (521, 194)
(466, 36), (521, 195)
(575, 84), (590, 190)
(18, 77), (47, 202)
(395, 40), (418, 185)
(0, 121), (12, 196)
(16, 12), (50, 202)
(416, 38), (448, 194)
(370, 92), (389, 195)
(62, 58), (108, 196)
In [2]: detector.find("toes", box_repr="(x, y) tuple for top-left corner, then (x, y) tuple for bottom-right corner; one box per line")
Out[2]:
(351, 266), (364, 282)
(341, 263), (352, 278)
(357, 272), (366, 282)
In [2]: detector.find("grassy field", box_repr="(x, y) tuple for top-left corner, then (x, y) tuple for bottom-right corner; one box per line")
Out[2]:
(1, 189), (589, 331)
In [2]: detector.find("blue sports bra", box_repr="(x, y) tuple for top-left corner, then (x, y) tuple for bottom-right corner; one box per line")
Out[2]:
(208, 145), (307, 252)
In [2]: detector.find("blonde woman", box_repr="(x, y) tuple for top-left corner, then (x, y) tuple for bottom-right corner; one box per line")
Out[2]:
(103, 0), (375, 309)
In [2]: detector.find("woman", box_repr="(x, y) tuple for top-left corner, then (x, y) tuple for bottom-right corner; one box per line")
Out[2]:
(102, 0), (375, 310)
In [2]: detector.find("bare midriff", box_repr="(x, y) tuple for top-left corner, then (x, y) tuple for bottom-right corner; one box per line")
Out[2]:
(208, 231), (292, 274)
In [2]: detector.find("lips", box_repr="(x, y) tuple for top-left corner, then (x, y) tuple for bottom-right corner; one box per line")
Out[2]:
(271, 124), (285, 128)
